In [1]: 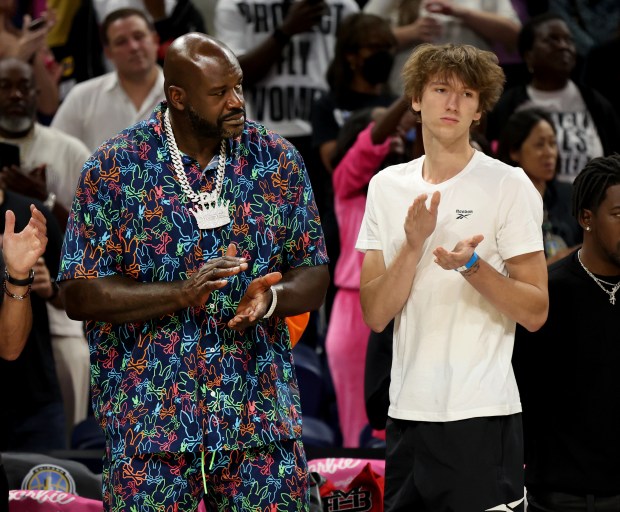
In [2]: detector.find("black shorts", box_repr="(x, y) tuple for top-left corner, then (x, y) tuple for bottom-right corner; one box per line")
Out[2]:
(384, 414), (524, 512)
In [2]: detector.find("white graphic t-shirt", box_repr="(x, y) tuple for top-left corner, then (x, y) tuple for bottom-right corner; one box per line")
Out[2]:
(524, 81), (604, 183)
(215, 0), (360, 137)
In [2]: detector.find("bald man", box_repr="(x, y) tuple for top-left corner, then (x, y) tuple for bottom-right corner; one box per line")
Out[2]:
(57, 33), (329, 511)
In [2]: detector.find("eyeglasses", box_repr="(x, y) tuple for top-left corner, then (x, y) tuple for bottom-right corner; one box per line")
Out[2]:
(0, 81), (36, 96)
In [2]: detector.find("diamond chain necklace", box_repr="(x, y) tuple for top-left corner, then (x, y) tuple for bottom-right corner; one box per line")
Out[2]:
(577, 250), (620, 305)
(163, 108), (230, 229)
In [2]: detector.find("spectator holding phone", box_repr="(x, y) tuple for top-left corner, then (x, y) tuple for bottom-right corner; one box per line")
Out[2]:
(0, 57), (92, 444)
(0, 1), (60, 118)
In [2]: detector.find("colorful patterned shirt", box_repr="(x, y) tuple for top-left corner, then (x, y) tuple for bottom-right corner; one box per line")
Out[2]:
(58, 102), (329, 458)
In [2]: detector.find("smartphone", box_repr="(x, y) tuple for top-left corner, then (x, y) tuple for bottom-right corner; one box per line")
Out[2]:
(0, 142), (20, 169)
(28, 17), (46, 31)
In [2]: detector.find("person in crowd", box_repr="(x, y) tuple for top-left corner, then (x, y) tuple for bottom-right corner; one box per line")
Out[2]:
(44, 0), (106, 99)
(364, 0), (521, 94)
(92, 0), (206, 65)
(0, 185), (65, 452)
(547, 0), (619, 60)
(312, 12), (397, 174)
(582, 21), (620, 118)
(356, 43), (548, 511)
(0, 56), (92, 441)
(497, 107), (581, 264)
(0, 203), (47, 512)
(514, 154), (620, 512)
(0, 57), (89, 229)
(486, 13), (620, 183)
(216, 4), (359, 329)
(215, 0), (359, 155)
(311, 11), (397, 339)
(324, 95), (413, 447)
(57, 32), (329, 511)
(51, 8), (164, 151)
(0, 1), (60, 119)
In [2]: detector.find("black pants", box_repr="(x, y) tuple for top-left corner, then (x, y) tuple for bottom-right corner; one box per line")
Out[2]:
(527, 490), (620, 512)
(384, 414), (524, 512)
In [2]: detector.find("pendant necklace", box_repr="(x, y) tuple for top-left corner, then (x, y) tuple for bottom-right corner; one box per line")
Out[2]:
(577, 250), (620, 305)
(163, 108), (230, 229)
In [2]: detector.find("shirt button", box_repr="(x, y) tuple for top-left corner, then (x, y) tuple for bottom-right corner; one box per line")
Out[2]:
(210, 391), (216, 398)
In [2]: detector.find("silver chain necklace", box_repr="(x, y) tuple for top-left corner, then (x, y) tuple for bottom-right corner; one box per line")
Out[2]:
(163, 108), (230, 229)
(577, 250), (620, 305)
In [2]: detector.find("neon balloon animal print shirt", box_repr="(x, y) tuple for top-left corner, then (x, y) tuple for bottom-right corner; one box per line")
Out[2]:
(57, 102), (329, 459)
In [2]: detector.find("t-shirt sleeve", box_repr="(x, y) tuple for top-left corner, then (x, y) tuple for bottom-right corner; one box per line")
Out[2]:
(496, 168), (544, 260)
(355, 175), (383, 253)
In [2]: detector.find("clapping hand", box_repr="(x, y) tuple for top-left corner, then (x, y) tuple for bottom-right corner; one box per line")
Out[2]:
(2, 205), (47, 279)
(227, 272), (282, 331)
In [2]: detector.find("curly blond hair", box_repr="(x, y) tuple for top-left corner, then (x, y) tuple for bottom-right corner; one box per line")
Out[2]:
(401, 43), (505, 117)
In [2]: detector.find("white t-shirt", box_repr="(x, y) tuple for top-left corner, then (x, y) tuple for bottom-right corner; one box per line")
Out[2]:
(356, 150), (543, 422)
(0, 124), (90, 211)
(51, 69), (165, 152)
(524, 80), (604, 183)
(365, 0), (520, 94)
(215, 0), (360, 137)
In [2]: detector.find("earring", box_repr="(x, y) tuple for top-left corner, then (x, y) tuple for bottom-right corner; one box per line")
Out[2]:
(585, 226), (591, 231)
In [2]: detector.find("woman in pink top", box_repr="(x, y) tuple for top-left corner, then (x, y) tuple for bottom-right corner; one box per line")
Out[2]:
(326, 96), (414, 447)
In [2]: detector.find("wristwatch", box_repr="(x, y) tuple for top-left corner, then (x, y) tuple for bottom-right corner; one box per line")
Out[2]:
(4, 267), (35, 286)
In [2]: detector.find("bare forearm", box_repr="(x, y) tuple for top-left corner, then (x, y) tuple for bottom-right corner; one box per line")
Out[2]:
(460, 255), (548, 332)
(0, 286), (32, 360)
(270, 264), (329, 317)
(32, 56), (59, 116)
(238, 36), (288, 87)
(360, 245), (420, 332)
(371, 96), (410, 144)
(458, 9), (520, 49)
(60, 275), (190, 324)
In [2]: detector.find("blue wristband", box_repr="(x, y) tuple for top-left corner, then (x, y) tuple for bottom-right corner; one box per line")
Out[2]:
(455, 252), (479, 272)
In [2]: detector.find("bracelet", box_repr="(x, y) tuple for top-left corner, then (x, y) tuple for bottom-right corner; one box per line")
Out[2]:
(263, 287), (278, 319)
(272, 28), (291, 46)
(3, 279), (31, 300)
(455, 252), (479, 273)
(4, 267), (35, 286)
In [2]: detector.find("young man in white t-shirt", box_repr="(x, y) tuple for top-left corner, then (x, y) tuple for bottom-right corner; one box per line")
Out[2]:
(356, 43), (549, 511)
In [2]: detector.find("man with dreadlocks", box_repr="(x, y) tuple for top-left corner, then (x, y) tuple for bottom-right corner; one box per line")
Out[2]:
(514, 153), (620, 511)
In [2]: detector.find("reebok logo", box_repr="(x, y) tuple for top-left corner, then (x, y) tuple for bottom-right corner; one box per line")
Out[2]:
(456, 209), (473, 219)
(485, 497), (525, 511)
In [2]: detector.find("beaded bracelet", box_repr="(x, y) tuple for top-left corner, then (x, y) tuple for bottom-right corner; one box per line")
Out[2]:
(3, 279), (31, 300)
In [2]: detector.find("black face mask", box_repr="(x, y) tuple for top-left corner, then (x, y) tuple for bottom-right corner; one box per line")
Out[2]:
(360, 50), (395, 85)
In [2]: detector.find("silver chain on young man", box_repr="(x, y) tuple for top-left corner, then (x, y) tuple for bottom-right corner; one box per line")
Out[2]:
(577, 249), (620, 305)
